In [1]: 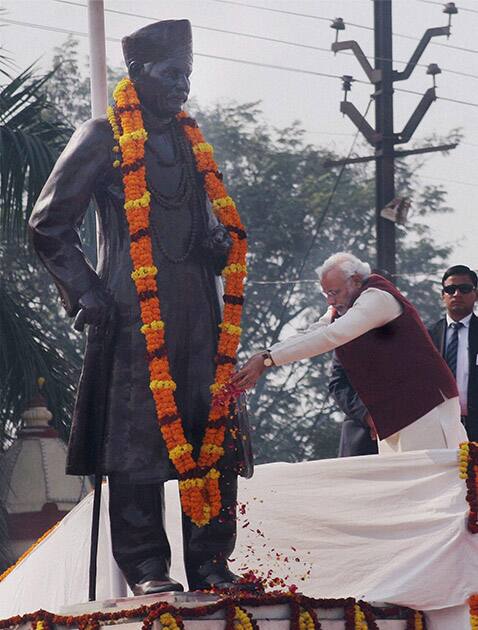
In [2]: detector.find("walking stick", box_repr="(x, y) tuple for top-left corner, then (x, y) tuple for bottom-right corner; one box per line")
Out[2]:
(74, 307), (117, 602)
(89, 471), (103, 601)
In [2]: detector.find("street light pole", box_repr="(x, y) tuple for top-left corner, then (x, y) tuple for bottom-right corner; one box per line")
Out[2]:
(328, 2), (458, 277)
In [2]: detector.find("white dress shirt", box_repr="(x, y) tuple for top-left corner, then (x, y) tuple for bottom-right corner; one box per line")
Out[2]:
(269, 288), (403, 366)
(445, 312), (472, 416)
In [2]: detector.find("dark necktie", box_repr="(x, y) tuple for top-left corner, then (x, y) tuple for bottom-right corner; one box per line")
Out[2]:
(445, 321), (463, 376)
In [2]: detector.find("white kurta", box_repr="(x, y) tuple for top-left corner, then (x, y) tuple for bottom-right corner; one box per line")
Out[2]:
(268, 288), (467, 451)
(269, 289), (402, 366)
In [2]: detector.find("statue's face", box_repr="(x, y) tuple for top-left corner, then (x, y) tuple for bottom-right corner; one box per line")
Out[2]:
(134, 54), (192, 118)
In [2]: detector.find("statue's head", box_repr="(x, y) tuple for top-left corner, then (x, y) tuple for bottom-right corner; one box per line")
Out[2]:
(122, 19), (192, 118)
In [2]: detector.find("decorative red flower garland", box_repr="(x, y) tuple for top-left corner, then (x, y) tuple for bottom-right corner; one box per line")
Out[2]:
(107, 78), (247, 527)
(458, 441), (478, 533)
(0, 593), (429, 630)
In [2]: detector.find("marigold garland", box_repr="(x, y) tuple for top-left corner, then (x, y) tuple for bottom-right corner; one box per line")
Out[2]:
(458, 442), (478, 533)
(108, 78), (247, 527)
(0, 593), (438, 630)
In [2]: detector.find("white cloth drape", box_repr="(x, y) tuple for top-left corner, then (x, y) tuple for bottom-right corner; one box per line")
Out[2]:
(0, 451), (475, 627)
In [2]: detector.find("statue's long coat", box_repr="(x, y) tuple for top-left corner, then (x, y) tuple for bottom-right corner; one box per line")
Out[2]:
(29, 117), (253, 481)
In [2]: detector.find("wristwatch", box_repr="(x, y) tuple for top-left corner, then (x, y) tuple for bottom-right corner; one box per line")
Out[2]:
(262, 351), (274, 368)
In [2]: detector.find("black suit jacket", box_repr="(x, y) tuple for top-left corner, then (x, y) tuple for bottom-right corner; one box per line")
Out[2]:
(328, 353), (378, 457)
(428, 313), (478, 441)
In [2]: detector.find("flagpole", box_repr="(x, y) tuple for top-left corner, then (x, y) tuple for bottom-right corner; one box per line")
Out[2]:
(87, 0), (108, 118)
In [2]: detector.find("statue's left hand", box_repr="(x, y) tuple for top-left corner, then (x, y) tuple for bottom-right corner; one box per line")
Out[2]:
(73, 287), (115, 332)
(230, 354), (267, 390)
(201, 224), (232, 274)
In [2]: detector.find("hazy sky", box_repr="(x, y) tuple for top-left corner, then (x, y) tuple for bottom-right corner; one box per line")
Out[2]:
(1, 0), (477, 275)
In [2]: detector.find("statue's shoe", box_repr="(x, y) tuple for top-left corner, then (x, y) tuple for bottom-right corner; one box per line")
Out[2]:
(132, 578), (184, 596)
(189, 569), (260, 593)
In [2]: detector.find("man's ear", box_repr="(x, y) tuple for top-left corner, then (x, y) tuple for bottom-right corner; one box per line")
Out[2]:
(351, 272), (362, 287)
(128, 61), (144, 79)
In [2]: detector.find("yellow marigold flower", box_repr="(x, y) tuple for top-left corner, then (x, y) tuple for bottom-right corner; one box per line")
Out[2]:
(124, 190), (151, 211)
(179, 477), (205, 489)
(112, 77), (130, 98)
(201, 444), (224, 456)
(192, 142), (213, 154)
(219, 321), (242, 336)
(119, 128), (148, 147)
(140, 320), (165, 334)
(210, 382), (222, 394)
(223, 263), (247, 276)
(212, 196), (236, 209)
(159, 612), (181, 630)
(207, 468), (220, 480)
(150, 379), (176, 391)
(131, 265), (157, 281)
(169, 443), (194, 460)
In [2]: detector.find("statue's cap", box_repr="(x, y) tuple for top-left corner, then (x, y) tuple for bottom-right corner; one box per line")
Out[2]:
(122, 19), (192, 68)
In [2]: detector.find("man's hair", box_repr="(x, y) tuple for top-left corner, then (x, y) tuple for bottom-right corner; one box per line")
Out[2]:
(317, 252), (371, 282)
(441, 264), (478, 288)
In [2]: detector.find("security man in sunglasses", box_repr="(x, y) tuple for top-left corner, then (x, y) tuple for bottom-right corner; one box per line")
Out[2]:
(428, 265), (478, 441)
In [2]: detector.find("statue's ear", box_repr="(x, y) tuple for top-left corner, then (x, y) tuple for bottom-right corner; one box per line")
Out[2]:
(128, 61), (144, 79)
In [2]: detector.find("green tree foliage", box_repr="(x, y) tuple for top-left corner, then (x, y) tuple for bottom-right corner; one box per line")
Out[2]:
(0, 65), (71, 242)
(0, 37), (125, 446)
(1, 36), (457, 470)
(0, 56), (80, 449)
(194, 102), (454, 463)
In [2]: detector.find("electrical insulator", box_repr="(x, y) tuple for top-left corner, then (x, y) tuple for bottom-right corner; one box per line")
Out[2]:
(341, 75), (354, 103)
(443, 2), (458, 38)
(426, 63), (441, 88)
(330, 17), (346, 46)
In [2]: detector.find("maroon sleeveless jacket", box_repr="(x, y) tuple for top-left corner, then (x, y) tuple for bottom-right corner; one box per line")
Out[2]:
(335, 274), (457, 439)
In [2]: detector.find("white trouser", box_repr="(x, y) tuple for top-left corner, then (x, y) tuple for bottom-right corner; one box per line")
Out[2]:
(378, 396), (468, 454)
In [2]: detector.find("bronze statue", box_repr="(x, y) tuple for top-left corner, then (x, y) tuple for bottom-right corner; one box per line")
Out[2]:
(29, 19), (252, 596)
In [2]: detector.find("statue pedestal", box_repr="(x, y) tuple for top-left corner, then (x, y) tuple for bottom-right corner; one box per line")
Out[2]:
(49, 592), (408, 629)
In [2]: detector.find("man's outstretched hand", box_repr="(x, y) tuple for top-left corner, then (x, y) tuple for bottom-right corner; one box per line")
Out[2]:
(230, 354), (268, 391)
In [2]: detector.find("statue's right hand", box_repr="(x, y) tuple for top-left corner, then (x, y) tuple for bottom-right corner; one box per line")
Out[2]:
(74, 288), (114, 332)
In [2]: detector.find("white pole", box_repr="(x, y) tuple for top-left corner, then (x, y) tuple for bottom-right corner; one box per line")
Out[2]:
(87, 0), (108, 118)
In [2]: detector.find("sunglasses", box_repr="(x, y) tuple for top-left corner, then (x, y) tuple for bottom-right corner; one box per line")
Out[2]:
(442, 284), (476, 295)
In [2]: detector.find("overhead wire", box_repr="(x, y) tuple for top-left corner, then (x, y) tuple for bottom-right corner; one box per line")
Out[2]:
(208, 0), (374, 30)
(0, 17), (367, 84)
(417, 0), (478, 14)
(4, 7), (477, 151)
(420, 175), (478, 188)
(207, 0), (478, 55)
(50, 0), (478, 81)
(4, 5), (476, 283)
(395, 86), (478, 108)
